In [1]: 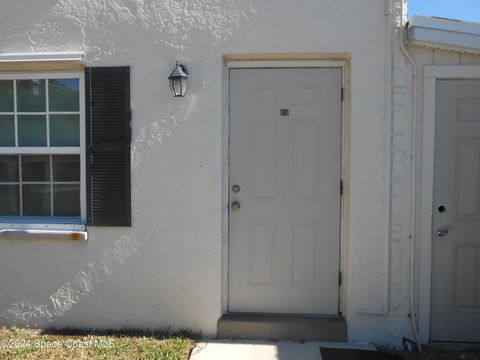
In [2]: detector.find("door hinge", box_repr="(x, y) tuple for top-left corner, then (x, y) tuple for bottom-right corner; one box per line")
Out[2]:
(339, 271), (342, 286)
(341, 87), (344, 101)
(340, 180), (344, 195)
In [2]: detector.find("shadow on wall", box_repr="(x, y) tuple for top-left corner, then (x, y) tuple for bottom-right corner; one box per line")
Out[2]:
(2, 235), (139, 327)
(0, 0), (256, 329)
(0, 0), (145, 328)
(0, 91), (206, 328)
(0, 0), (58, 48)
(11, 0), (256, 59)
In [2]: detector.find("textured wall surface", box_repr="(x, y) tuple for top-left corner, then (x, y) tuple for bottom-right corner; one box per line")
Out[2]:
(0, 0), (409, 345)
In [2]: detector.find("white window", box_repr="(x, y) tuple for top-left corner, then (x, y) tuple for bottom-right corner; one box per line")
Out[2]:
(0, 73), (85, 224)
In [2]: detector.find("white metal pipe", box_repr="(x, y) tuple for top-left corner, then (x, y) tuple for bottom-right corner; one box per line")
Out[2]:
(399, 0), (422, 352)
(383, 0), (393, 316)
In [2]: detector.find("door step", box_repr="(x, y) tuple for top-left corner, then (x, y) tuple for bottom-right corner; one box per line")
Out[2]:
(217, 314), (347, 341)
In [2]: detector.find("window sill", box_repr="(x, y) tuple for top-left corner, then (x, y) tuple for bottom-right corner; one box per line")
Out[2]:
(0, 218), (87, 241)
(0, 228), (87, 241)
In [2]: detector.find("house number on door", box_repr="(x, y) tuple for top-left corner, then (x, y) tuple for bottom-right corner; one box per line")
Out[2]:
(280, 109), (289, 116)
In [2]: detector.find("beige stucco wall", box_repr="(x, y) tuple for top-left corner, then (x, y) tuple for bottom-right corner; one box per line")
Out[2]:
(0, 0), (420, 345)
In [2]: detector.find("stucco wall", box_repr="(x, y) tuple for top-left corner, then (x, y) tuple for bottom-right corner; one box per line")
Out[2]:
(0, 0), (401, 344)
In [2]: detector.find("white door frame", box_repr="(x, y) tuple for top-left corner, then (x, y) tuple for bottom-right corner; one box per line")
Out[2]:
(419, 65), (480, 343)
(221, 58), (348, 315)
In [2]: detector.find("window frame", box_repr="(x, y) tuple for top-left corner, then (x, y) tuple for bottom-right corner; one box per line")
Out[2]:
(0, 71), (86, 228)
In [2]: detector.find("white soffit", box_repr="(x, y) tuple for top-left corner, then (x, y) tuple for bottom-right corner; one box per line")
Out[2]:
(407, 16), (480, 55)
(0, 52), (85, 62)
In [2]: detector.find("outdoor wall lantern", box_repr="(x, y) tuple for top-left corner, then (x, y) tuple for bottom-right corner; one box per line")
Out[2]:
(168, 61), (189, 97)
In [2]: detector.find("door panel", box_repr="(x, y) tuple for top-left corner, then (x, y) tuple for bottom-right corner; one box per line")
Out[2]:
(431, 80), (480, 342)
(228, 68), (342, 314)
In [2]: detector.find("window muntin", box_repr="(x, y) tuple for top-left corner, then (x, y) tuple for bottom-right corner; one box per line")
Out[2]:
(0, 73), (85, 222)
(0, 154), (80, 216)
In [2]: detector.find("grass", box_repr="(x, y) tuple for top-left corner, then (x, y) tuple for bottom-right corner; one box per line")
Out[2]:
(0, 327), (197, 360)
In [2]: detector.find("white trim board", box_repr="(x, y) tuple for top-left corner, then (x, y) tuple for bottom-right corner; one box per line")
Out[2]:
(0, 52), (85, 62)
(419, 65), (480, 344)
(226, 60), (346, 69)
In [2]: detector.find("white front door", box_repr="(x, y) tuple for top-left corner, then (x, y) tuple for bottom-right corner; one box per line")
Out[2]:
(431, 79), (480, 342)
(228, 68), (342, 314)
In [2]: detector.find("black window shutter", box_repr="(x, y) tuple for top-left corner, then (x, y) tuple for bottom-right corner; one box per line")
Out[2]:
(85, 67), (131, 226)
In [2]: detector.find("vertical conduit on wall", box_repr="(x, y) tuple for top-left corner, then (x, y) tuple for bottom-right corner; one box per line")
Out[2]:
(399, 0), (422, 351)
(383, 0), (393, 316)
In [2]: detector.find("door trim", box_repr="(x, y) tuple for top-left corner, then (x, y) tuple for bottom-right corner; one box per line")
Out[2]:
(221, 57), (349, 316)
(419, 65), (480, 343)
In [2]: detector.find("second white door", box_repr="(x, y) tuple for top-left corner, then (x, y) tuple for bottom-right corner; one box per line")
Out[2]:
(228, 68), (342, 314)
(431, 79), (480, 342)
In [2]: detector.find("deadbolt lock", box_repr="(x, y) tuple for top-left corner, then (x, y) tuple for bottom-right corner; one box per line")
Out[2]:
(232, 184), (240, 193)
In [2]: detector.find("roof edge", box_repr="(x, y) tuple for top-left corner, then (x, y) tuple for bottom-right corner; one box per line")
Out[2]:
(407, 15), (480, 55)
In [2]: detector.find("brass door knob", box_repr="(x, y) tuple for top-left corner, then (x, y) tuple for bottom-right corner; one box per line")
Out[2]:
(231, 201), (241, 212)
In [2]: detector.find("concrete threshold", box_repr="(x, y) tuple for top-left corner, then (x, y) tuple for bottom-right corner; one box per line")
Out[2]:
(217, 313), (347, 342)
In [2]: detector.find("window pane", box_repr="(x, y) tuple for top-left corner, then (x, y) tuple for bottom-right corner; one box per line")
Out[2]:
(22, 155), (50, 182)
(0, 80), (14, 112)
(50, 114), (79, 146)
(17, 79), (46, 112)
(49, 79), (79, 112)
(0, 115), (15, 146)
(22, 184), (51, 216)
(0, 155), (19, 182)
(18, 115), (47, 146)
(0, 185), (20, 215)
(53, 155), (80, 181)
(53, 184), (80, 217)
